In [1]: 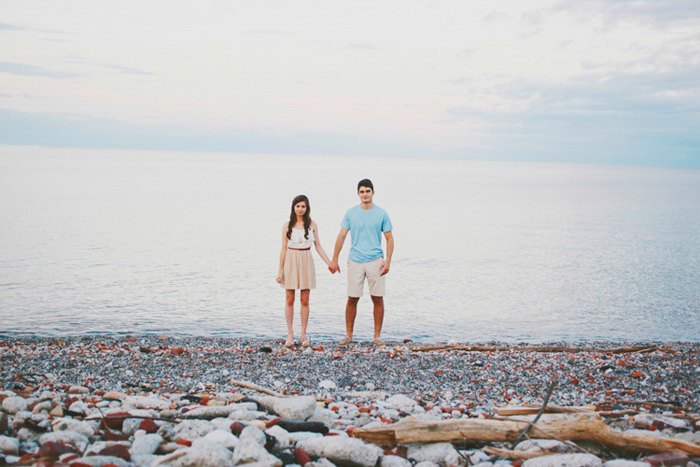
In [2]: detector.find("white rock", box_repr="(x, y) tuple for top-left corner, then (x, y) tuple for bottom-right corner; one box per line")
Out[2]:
(380, 454), (412, 467)
(123, 395), (170, 410)
(515, 440), (574, 454)
(603, 461), (652, 467)
(228, 410), (269, 421)
(384, 395), (416, 412)
(69, 456), (132, 467)
(210, 418), (234, 431)
(414, 462), (440, 467)
(258, 396), (317, 421)
(2, 397), (28, 414)
(171, 420), (216, 442)
(130, 433), (163, 456)
(674, 432), (700, 445)
(289, 432), (324, 443)
(232, 439), (282, 466)
(406, 442), (465, 467)
(319, 380), (337, 390)
(523, 453), (603, 467)
(469, 450), (491, 465)
(298, 436), (383, 467)
(265, 425), (292, 450)
(308, 459), (338, 467)
(39, 430), (90, 452)
(195, 430), (239, 450)
(240, 426), (267, 446)
(0, 435), (20, 455)
(132, 454), (160, 467)
(52, 418), (97, 437)
(183, 404), (252, 420)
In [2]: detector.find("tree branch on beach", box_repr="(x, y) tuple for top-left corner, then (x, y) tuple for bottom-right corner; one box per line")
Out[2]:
(353, 413), (700, 456)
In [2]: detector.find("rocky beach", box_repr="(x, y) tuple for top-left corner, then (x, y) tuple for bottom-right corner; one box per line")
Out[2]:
(1, 336), (699, 467)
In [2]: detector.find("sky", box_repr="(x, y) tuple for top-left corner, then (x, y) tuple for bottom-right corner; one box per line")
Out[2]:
(1, 0), (699, 166)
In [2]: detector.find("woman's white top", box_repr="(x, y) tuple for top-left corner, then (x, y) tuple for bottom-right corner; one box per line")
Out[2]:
(288, 227), (315, 249)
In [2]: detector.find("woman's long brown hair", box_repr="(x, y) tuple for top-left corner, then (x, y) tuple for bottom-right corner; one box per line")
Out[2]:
(287, 194), (311, 240)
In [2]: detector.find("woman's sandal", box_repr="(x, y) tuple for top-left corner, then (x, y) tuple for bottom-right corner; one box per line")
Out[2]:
(301, 338), (310, 348)
(284, 338), (294, 348)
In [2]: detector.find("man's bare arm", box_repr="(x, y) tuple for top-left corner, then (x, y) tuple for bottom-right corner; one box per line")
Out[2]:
(328, 228), (349, 274)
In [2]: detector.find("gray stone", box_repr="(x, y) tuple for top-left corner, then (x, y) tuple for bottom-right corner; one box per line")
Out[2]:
(132, 454), (161, 467)
(2, 396), (28, 414)
(17, 427), (41, 443)
(414, 462), (440, 467)
(85, 441), (132, 456)
(298, 436), (383, 467)
(158, 423), (177, 441)
(523, 453), (603, 467)
(0, 412), (7, 432)
(633, 414), (689, 429)
(194, 430), (239, 450)
(406, 442), (465, 467)
(52, 417), (97, 437)
(289, 432), (324, 443)
(380, 454), (412, 467)
(228, 409), (269, 421)
(0, 435), (19, 455)
(130, 433), (163, 456)
(258, 396), (317, 421)
(603, 461), (652, 467)
(69, 455), (133, 467)
(33, 401), (53, 412)
(39, 430), (90, 452)
(171, 420), (215, 442)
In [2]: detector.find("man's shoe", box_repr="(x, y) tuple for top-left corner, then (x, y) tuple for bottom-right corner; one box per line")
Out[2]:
(338, 336), (353, 347)
(373, 338), (385, 348)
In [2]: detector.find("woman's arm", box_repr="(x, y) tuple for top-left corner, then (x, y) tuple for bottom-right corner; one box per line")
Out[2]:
(277, 223), (288, 283)
(312, 222), (332, 267)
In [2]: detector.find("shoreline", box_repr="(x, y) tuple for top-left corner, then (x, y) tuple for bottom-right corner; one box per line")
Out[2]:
(2, 336), (699, 466)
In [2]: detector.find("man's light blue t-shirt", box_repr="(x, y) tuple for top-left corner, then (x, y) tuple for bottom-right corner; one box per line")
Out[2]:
(341, 205), (393, 263)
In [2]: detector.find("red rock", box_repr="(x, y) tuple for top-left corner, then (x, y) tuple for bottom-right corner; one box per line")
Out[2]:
(170, 347), (185, 355)
(39, 441), (75, 458)
(643, 452), (689, 466)
(632, 371), (644, 378)
(103, 431), (131, 442)
(98, 445), (131, 461)
(63, 397), (79, 408)
(511, 460), (523, 467)
(102, 412), (130, 430)
(94, 390), (105, 396)
(395, 446), (408, 458)
(177, 439), (192, 447)
(294, 447), (312, 466)
(139, 418), (158, 433)
(230, 422), (244, 436)
(359, 407), (370, 413)
(71, 463), (94, 467)
(265, 417), (281, 428)
(199, 397), (211, 405)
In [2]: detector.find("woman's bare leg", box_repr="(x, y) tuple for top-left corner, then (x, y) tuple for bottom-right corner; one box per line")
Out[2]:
(285, 290), (295, 346)
(299, 289), (310, 344)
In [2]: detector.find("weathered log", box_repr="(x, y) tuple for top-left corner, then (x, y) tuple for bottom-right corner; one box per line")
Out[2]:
(483, 446), (555, 460)
(353, 413), (700, 456)
(409, 345), (663, 354)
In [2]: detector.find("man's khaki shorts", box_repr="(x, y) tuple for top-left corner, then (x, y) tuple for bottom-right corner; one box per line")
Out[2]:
(347, 258), (385, 298)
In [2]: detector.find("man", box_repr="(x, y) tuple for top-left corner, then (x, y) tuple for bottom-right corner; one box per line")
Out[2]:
(329, 179), (394, 347)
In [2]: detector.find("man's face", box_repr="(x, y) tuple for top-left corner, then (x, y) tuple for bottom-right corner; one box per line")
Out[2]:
(358, 186), (374, 204)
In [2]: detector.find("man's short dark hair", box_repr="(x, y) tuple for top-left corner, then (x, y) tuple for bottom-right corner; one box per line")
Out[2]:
(357, 179), (374, 191)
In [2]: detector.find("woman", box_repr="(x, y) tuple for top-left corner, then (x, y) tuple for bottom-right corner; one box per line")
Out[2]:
(276, 195), (331, 348)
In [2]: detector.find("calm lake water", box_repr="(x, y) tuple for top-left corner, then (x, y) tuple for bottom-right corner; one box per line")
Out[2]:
(1, 146), (699, 342)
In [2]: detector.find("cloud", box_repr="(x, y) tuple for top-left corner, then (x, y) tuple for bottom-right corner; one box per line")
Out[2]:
(0, 23), (24, 31)
(0, 62), (80, 79)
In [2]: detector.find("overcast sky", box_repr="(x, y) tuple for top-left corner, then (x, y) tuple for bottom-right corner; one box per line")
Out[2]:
(1, 0), (699, 166)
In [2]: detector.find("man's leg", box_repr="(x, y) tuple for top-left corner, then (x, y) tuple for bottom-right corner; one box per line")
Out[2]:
(370, 295), (384, 339)
(345, 296), (360, 339)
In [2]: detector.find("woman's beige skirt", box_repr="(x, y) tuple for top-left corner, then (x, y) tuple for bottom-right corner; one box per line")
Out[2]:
(282, 249), (316, 290)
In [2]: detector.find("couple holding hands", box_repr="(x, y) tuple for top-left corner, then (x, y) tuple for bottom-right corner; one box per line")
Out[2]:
(276, 179), (394, 349)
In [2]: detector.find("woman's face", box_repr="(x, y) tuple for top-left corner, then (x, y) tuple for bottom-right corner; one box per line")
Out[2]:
(294, 201), (307, 217)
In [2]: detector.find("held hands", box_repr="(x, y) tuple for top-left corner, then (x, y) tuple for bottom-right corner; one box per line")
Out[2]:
(328, 261), (340, 274)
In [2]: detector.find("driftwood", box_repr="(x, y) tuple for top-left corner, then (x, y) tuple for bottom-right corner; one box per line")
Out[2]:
(353, 413), (700, 456)
(230, 380), (290, 398)
(605, 400), (691, 412)
(409, 345), (663, 354)
(483, 446), (556, 460)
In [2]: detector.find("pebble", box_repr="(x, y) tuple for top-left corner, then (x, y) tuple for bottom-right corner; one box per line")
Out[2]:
(1, 337), (699, 467)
